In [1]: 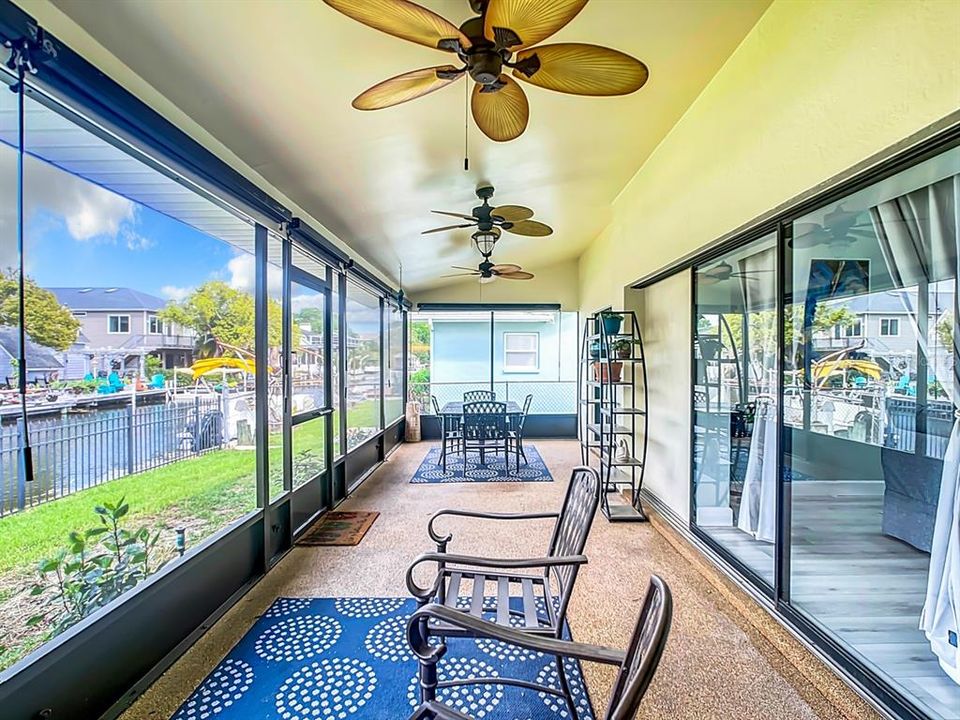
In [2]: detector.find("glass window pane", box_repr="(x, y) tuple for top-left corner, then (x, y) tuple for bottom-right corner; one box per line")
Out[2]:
(384, 304), (404, 424)
(267, 233), (286, 500)
(292, 418), (325, 488)
(346, 281), (381, 450)
(692, 232), (778, 585)
(785, 146), (959, 719)
(331, 275), (343, 457)
(3, 90), (258, 672)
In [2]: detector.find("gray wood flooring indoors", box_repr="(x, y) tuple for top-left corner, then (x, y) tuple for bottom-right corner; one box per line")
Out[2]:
(706, 480), (959, 719)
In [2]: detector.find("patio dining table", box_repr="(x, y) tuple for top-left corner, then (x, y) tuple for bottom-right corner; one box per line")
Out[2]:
(438, 401), (524, 469)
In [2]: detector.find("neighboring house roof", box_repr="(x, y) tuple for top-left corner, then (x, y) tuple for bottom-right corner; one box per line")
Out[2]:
(46, 287), (167, 311)
(0, 326), (64, 370)
(827, 289), (953, 316)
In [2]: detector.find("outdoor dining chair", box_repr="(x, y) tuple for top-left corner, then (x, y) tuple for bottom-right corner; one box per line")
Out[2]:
(461, 400), (517, 470)
(405, 466), (601, 716)
(432, 395), (462, 471)
(462, 390), (495, 403)
(507, 393), (533, 465)
(406, 574), (672, 720)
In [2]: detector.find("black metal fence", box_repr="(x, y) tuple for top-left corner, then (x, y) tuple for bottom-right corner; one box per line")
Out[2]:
(0, 397), (224, 516)
(884, 396), (954, 459)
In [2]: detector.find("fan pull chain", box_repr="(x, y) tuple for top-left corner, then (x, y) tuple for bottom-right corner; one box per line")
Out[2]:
(463, 79), (469, 172)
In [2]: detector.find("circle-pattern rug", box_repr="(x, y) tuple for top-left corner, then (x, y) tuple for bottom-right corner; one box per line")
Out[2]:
(411, 445), (553, 484)
(171, 596), (594, 719)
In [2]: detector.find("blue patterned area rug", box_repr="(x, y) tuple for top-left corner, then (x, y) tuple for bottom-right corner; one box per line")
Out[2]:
(411, 445), (553, 483)
(171, 597), (594, 719)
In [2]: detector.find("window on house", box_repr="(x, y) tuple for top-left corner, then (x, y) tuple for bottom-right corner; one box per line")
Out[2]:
(108, 315), (130, 334)
(833, 317), (862, 338)
(503, 332), (539, 372)
(880, 317), (900, 336)
(148, 315), (165, 334)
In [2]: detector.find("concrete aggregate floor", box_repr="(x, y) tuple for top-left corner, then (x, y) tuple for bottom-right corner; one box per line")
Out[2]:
(120, 440), (881, 720)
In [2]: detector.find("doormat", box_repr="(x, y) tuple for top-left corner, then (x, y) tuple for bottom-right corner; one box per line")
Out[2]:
(296, 511), (379, 546)
(170, 596), (594, 719)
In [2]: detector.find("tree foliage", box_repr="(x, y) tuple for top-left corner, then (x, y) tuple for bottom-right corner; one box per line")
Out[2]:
(0, 270), (80, 351)
(159, 281), (292, 357)
(937, 311), (954, 351)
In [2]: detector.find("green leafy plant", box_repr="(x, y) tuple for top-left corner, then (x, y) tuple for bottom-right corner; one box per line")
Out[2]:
(27, 497), (166, 637)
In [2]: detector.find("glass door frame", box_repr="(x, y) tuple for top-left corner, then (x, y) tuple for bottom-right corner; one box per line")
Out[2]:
(287, 262), (334, 535)
(680, 127), (960, 720)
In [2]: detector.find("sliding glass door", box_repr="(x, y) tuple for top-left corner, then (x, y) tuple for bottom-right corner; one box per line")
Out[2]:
(783, 146), (959, 719)
(692, 233), (778, 588)
(688, 140), (960, 719)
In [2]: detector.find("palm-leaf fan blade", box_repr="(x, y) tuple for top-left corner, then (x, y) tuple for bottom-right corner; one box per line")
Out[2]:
(323, 0), (471, 51)
(491, 205), (534, 221)
(471, 75), (529, 142)
(421, 223), (474, 235)
(491, 263), (522, 273)
(504, 219), (552, 236)
(498, 271), (535, 280)
(483, 0), (587, 50)
(353, 66), (463, 110)
(513, 43), (648, 96)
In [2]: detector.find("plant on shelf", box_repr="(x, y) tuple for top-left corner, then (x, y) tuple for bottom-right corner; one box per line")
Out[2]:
(599, 312), (623, 336)
(612, 338), (636, 359)
(27, 497), (168, 637)
(592, 359), (623, 383)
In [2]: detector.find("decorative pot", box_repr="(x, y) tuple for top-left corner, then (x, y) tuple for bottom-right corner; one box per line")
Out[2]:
(601, 313), (623, 336)
(615, 343), (632, 359)
(589, 340), (602, 359)
(592, 361), (623, 383)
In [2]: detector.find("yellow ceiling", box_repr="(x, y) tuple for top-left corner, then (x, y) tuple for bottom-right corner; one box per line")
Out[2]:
(46, 0), (770, 291)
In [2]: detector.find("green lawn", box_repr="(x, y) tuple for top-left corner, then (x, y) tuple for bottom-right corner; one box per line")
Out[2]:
(0, 449), (257, 576)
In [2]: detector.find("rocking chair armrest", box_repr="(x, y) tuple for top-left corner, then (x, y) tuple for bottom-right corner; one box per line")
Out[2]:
(404, 552), (587, 601)
(427, 509), (560, 546)
(407, 603), (626, 666)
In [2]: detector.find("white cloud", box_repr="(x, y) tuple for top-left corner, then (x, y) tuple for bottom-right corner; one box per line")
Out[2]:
(161, 285), (192, 302)
(227, 252), (282, 297)
(122, 226), (155, 251)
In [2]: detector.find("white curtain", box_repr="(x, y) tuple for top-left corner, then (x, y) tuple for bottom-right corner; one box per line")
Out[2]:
(735, 247), (778, 542)
(872, 174), (959, 682)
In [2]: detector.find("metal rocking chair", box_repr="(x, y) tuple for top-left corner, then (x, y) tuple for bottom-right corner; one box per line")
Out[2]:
(406, 575), (672, 720)
(405, 465), (601, 716)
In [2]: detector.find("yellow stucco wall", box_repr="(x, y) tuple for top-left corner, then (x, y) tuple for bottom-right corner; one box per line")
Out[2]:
(579, 0), (960, 313)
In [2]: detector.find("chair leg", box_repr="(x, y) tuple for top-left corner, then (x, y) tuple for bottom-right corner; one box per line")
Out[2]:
(555, 654), (579, 720)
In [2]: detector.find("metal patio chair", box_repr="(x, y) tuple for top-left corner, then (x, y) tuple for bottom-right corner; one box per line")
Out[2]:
(405, 466), (601, 716)
(432, 395), (462, 472)
(507, 393), (533, 465)
(406, 575), (672, 720)
(461, 400), (516, 469)
(462, 390), (495, 403)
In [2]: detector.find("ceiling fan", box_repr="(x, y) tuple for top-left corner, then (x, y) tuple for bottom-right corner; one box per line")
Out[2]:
(446, 259), (534, 283)
(698, 260), (772, 285)
(323, 0), (649, 142)
(423, 184), (552, 251)
(790, 204), (875, 249)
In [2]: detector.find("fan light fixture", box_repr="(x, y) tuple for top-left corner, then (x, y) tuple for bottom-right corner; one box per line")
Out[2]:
(472, 230), (498, 257)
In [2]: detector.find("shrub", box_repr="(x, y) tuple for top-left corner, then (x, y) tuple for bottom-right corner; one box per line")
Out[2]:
(27, 497), (168, 637)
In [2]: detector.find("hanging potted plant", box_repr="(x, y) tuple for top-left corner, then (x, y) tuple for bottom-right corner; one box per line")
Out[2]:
(592, 359), (623, 383)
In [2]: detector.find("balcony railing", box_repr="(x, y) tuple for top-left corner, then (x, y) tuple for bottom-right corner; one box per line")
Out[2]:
(409, 379), (577, 415)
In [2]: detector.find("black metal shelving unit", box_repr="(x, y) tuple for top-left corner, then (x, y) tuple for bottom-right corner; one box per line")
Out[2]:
(577, 310), (649, 521)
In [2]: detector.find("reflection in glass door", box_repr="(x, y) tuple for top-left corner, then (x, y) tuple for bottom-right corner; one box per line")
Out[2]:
(289, 255), (332, 531)
(692, 233), (778, 587)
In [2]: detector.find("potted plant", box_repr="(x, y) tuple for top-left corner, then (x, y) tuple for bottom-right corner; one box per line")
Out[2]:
(592, 359), (623, 383)
(612, 338), (633, 359)
(600, 312), (623, 336)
